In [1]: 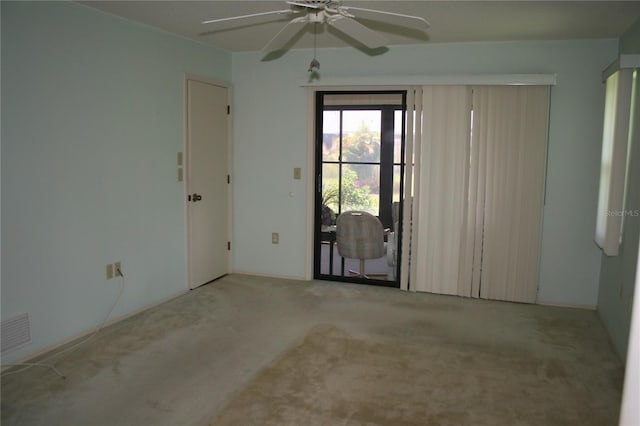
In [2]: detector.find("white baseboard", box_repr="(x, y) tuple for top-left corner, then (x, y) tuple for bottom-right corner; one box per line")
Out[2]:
(231, 270), (309, 282)
(537, 300), (597, 310)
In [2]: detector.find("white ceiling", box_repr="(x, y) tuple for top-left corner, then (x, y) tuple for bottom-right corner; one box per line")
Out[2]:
(79, 1), (640, 53)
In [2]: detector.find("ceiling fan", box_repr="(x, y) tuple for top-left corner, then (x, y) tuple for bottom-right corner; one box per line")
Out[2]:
(202, 1), (430, 52)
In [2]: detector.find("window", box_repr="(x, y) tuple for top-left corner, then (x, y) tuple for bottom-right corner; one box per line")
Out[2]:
(595, 69), (635, 256)
(322, 109), (382, 217)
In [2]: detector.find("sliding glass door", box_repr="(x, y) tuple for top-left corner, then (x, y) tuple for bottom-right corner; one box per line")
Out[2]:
(314, 91), (406, 287)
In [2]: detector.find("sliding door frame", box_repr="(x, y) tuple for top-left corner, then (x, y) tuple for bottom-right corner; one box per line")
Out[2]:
(309, 89), (407, 287)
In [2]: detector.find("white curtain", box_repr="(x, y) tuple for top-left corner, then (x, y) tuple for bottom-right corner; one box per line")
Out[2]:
(410, 86), (472, 295)
(468, 86), (550, 303)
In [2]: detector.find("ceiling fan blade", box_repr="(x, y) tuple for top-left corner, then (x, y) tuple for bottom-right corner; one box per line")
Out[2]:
(202, 9), (293, 25)
(262, 17), (308, 52)
(341, 6), (430, 32)
(328, 15), (387, 49)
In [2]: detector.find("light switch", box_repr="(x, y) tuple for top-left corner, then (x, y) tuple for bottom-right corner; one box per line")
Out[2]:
(177, 152), (183, 166)
(177, 168), (183, 182)
(293, 167), (301, 180)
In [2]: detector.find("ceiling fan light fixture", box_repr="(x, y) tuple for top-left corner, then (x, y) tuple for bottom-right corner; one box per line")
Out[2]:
(308, 57), (320, 72)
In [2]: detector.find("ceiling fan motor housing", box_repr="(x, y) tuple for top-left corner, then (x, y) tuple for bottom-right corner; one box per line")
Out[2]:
(296, 0), (334, 8)
(308, 11), (326, 23)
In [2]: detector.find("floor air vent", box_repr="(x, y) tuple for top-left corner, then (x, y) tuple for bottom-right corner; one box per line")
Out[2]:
(1, 313), (31, 353)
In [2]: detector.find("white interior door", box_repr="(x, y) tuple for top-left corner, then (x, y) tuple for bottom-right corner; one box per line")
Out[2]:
(186, 78), (230, 289)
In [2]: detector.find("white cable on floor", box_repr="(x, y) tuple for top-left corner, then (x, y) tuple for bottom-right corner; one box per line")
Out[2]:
(0, 363), (66, 379)
(1, 268), (126, 379)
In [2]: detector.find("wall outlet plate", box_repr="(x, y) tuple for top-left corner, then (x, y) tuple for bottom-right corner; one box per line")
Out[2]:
(106, 264), (114, 280)
(272, 233), (279, 244)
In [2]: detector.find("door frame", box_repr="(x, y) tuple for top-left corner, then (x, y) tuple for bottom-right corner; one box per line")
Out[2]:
(184, 73), (233, 290)
(305, 86), (408, 286)
(305, 85), (411, 281)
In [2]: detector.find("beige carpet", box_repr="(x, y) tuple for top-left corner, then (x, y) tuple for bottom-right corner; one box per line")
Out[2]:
(1, 275), (624, 426)
(212, 323), (619, 426)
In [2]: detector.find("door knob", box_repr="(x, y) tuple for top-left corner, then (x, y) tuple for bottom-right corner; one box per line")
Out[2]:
(191, 193), (202, 202)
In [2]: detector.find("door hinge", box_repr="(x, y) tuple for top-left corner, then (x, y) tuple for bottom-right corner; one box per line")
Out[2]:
(227, 241), (231, 251)
(227, 174), (230, 184)
(227, 105), (230, 115)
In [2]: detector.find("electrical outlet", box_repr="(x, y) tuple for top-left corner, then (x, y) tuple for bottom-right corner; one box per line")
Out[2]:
(272, 232), (279, 244)
(114, 262), (122, 277)
(293, 167), (301, 180)
(106, 264), (114, 280)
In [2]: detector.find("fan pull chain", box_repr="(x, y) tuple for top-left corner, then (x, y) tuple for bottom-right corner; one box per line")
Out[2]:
(308, 22), (320, 73)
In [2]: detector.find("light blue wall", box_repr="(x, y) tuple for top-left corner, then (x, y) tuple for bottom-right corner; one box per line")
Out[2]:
(0, 0), (622, 364)
(597, 19), (640, 361)
(231, 39), (618, 305)
(1, 1), (231, 363)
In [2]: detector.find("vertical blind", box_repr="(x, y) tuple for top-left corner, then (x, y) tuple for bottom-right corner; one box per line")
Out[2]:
(469, 86), (550, 303)
(400, 88), (420, 291)
(411, 86), (472, 295)
(403, 85), (550, 303)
